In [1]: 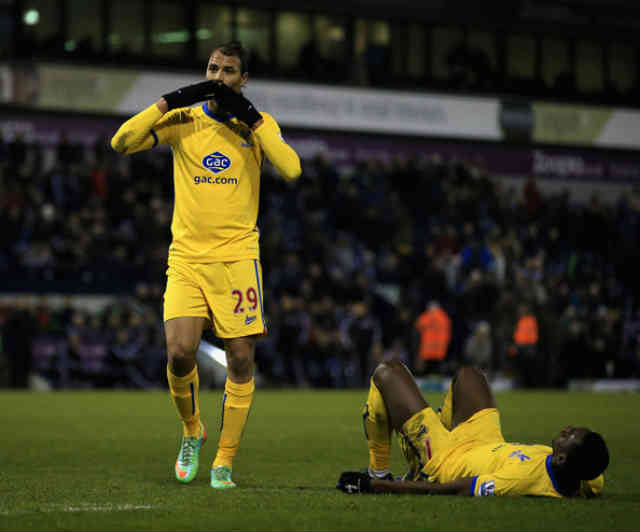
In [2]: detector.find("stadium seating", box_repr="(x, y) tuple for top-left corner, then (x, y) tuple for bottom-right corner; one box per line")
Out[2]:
(1, 136), (639, 388)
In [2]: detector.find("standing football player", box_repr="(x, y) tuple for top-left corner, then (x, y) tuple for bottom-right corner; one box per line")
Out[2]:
(111, 41), (301, 489)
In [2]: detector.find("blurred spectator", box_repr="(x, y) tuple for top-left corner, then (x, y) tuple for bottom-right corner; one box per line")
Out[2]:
(511, 303), (541, 388)
(414, 301), (451, 376)
(8, 133), (27, 173)
(621, 308), (640, 378)
(276, 293), (310, 387)
(523, 175), (542, 219)
(2, 133), (639, 389)
(68, 311), (111, 387)
(109, 310), (153, 389)
(464, 321), (493, 373)
(340, 299), (383, 386)
(57, 132), (82, 169)
(3, 303), (37, 388)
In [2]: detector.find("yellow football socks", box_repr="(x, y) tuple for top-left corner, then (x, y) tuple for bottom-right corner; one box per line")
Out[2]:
(439, 379), (454, 430)
(167, 365), (202, 438)
(213, 377), (255, 470)
(363, 378), (391, 473)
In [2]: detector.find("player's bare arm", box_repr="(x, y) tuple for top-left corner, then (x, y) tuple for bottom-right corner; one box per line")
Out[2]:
(371, 477), (474, 495)
(337, 471), (474, 496)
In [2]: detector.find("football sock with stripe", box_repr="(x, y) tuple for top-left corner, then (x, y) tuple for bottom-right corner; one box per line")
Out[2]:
(363, 378), (391, 473)
(213, 377), (254, 470)
(167, 365), (202, 438)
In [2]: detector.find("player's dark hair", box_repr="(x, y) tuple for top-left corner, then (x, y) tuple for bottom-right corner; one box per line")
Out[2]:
(212, 41), (248, 73)
(567, 431), (609, 480)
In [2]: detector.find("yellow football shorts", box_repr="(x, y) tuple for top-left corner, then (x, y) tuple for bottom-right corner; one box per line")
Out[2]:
(399, 407), (503, 481)
(163, 258), (267, 338)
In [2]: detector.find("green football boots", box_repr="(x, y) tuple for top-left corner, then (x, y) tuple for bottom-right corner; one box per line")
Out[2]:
(175, 424), (207, 483)
(210, 466), (236, 489)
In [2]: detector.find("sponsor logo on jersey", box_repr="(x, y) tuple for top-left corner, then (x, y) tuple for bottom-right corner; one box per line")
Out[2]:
(245, 315), (257, 325)
(193, 176), (238, 185)
(202, 151), (231, 174)
(479, 480), (495, 496)
(509, 450), (531, 462)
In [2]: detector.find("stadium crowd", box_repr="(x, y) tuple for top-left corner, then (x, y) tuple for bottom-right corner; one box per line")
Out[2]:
(1, 131), (640, 389)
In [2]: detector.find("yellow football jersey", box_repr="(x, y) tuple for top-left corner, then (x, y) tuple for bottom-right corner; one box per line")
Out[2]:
(150, 104), (280, 262)
(434, 442), (604, 497)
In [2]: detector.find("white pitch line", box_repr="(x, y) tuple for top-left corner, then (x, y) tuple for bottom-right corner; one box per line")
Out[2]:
(0, 503), (156, 516)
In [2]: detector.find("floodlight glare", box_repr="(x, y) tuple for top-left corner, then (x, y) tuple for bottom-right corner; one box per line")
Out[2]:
(23, 9), (40, 26)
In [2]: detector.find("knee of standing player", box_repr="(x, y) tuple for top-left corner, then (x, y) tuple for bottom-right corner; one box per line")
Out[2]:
(166, 339), (198, 365)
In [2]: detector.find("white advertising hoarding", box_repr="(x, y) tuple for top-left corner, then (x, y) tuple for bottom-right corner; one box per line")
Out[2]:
(2, 63), (502, 140)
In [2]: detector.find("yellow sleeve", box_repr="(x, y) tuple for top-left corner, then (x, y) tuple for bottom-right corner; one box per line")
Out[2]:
(471, 466), (561, 498)
(111, 104), (186, 155)
(253, 112), (301, 181)
(111, 104), (164, 155)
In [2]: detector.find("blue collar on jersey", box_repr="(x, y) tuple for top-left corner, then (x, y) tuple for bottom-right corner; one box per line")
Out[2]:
(202, 103), (234, 122)
(546, 455), (572, 496)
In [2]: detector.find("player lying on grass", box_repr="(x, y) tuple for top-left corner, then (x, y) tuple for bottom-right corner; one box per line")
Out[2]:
(337, 360), (609, 497)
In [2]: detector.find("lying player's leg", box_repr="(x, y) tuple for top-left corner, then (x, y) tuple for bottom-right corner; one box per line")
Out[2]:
(449, 366), (497, 429)
(368, 359), (448, 481)
(362, 369), (393, 479)
(372, 359), (429, 431)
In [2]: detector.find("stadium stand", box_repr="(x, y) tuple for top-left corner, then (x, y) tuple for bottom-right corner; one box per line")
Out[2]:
(2, 0), (640, 390)
(1, 134), (639, 389)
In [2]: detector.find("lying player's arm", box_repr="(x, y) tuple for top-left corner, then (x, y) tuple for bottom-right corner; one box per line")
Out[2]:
(371, 478), (473, 496)
(111, 80), (220, 155)
(253, 116), (302, 182)
(337, 472), (473, 496)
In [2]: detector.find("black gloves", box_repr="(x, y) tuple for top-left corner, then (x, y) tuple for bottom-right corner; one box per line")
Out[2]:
(162, 80), (262, 128)
(162, 80), (220, 111)
(213, 82), (263, 128)
(336, 472), (372, 494)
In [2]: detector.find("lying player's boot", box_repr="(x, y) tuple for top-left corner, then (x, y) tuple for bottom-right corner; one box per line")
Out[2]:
(175, 424), (207, 483)
(210, 465), (236, 489)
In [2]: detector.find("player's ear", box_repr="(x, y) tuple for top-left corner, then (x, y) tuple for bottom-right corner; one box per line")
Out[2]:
(240, 72), (248, 87)
(553, 451), (568, 468)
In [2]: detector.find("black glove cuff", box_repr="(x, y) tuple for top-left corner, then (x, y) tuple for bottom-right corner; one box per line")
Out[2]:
(240, 105), (262, 128)
(162, 81), (218, 111)
(162, 90), (186, 111)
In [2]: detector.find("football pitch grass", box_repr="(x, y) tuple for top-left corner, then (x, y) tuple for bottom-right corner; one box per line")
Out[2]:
(1, 388), (638, 531)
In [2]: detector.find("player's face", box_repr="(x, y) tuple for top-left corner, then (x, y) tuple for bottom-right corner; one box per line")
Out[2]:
(206, 50), (248, 93)
(552, 426), (589, 454)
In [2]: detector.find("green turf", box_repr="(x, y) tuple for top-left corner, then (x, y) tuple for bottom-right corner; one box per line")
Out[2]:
(0, 388), (638, 531)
